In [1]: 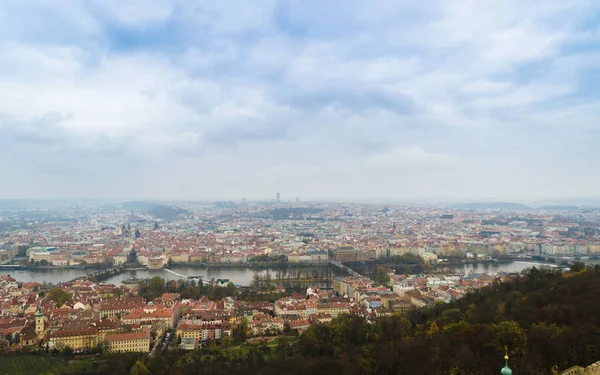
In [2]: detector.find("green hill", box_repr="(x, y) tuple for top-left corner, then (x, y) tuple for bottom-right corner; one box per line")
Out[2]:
(145, 266), (600, 375)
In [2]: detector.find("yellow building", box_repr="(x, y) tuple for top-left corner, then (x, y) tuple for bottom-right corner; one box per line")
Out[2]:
(122, 306), (176, 329)
(49, 327), (99, 351)
(104, 329), (151, 353)
(176, 323), (232, 342)
(317, 302), (350, 317)
(148, 257), (165, 269)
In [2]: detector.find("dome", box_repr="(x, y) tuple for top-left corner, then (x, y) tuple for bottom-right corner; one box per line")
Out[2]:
(501, 355), (512, 375)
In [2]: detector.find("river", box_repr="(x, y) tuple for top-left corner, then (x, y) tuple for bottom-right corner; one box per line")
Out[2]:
(443, 261), (562, 275)
(3, 260), (592, 286)
(1, 265), (332, 287)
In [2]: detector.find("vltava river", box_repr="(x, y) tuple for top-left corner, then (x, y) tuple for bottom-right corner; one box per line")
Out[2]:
(2, 265), (330, 286)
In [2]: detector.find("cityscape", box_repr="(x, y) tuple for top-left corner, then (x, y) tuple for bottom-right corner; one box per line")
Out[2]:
(3, 0), (600, 374)
(1, 199), (600, 373)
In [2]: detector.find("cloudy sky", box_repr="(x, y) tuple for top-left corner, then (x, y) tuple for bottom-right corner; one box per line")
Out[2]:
(1, 1), (599, 203)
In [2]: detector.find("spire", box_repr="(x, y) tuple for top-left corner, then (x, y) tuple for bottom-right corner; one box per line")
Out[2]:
(501, 351), (512, 375)
(35, 305), (43, 318)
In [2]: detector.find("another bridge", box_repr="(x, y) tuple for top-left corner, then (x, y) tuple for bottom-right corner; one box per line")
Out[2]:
(164, 268), (203, 281)
(329, 260), (363, 278)
(0, 264), (26, 269)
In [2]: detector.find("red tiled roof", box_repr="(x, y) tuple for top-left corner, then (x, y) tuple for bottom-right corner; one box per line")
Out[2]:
(105, 329), (150, 342)
(51, 327), (98, 338)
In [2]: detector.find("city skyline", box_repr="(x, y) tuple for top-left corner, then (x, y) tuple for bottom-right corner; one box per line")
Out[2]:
(1, 1), (600, 200)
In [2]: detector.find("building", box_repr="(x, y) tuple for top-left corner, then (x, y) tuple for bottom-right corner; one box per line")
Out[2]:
(287, 319), (310, 331)
(316, 301), (350, 317)
(20, 326), (38, 348)
(181, 337), (198, 350)
(113, 255), (128, 267)
(248, 317), (284, 335)
(560, 360), (600, 375)
(176, 322), (232, 342)
(333, 245), (370, 262)
(148, 257), (165, 269)
(311, 250), (329, 263)
(29, 251), (51, 263)
(49, 327), (99, 351)
(104, 329), (151, 353)
(95, 318), (123, 340)
(99, 297), (146, 318)
(122, 305), (177, 329)
(274, 301), (307, 319)
(121, 278), (146, 292)
(35, 307), (48, 338)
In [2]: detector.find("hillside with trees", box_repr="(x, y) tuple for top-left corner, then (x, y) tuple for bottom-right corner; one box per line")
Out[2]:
(140, 266), (600, 374)
(7, 266), (600, 375)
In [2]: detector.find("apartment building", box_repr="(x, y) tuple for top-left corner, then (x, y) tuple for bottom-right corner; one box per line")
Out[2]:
(48, 327), (99, 351)
(104, 329), (151, 353)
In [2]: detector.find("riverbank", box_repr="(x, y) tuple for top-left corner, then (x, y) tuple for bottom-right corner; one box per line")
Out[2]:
(15, 264), (109, 271)
(166, 262), (329, 269)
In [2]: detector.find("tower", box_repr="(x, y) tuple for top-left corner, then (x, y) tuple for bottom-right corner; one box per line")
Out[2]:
(276, 192), (280, 203)
(35, 306), (45, 336)
(501, 353), (512, 375)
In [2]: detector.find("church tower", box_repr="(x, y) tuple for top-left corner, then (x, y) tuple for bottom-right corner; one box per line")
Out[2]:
(35, 306), (45, 336)
(501, 353), (512, 375)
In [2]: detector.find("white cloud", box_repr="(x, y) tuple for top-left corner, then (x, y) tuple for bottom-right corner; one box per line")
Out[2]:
(365, 146), (459, 167)
(0, 0), (599, 200)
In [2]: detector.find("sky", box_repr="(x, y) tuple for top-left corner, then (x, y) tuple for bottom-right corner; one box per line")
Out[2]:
(1, 1), (600, 203)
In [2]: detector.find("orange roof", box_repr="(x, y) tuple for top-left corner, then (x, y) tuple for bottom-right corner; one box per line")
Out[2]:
(123, 307), (174, 320)
(51, 327), (97, 338)
(105, 329), (150, 342)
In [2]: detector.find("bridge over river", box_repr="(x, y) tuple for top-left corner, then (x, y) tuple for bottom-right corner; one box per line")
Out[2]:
(329, 260), (366, 278)
(164, 268), (203, 280)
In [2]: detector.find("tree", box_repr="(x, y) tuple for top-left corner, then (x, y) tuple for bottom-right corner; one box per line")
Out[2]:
(222, 334), (232, 347)
(376, 265), (390, 284)
(40, 259), (49, 266)
(427, 321), (440, 336)
(491, 321), (527, 359)
(146, 276), (165, 300)
(240, 316), (249, 331)
(442, 308), (462, 324)
(62, 345), (74, 357)
(48, 287), (72, 306)
(0, 339), (9, 353)
(129, 361), (150, 375)
(570, 261), (585, 272)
